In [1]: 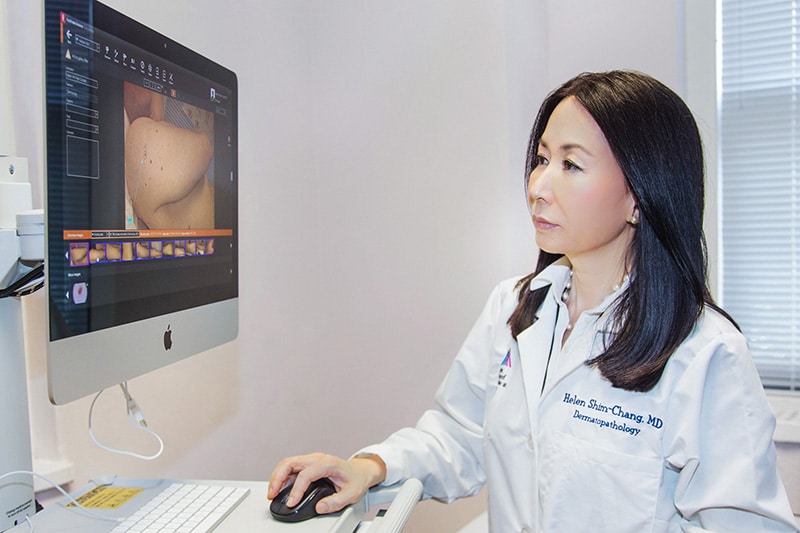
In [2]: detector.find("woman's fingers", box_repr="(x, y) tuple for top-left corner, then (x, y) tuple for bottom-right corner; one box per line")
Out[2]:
(267, 453), (375, 514)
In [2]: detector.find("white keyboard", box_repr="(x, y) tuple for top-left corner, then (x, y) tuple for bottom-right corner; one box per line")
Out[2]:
(110, 482), (250, 533)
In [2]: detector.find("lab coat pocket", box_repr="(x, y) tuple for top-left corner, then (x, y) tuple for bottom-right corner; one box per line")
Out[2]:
(539, 430), (662, 533)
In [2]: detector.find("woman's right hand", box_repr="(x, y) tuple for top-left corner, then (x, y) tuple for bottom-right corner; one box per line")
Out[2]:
(267, 452), (387, 515)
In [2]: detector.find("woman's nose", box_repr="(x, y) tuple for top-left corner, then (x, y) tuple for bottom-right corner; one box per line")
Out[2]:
(528, 168), (551, 206)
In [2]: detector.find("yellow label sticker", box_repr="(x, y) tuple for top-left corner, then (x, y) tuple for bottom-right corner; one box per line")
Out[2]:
(68, 486), (145, 509)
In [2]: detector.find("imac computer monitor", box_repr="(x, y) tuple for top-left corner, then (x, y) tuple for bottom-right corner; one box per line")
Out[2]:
(43, 0), (238, 405)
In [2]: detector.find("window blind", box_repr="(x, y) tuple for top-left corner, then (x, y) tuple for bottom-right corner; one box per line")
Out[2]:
(719, 0), (799, 390)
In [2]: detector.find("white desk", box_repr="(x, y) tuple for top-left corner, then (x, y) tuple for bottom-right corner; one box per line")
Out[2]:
(8, 478), (422, 533)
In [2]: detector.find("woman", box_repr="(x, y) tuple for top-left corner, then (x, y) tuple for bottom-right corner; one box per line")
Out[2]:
(269, 71), (798, 532)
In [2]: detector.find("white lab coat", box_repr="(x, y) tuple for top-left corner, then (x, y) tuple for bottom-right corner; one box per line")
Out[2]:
(360, 260), (798, 532)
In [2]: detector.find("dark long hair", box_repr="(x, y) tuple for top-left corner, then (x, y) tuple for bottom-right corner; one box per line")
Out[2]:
(508, 70), (736, 392)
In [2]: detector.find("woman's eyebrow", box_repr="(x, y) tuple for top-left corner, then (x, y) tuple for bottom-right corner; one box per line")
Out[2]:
(539, 138), (594, 157)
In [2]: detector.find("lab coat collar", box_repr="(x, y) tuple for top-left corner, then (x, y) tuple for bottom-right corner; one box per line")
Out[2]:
(526, 256), (572, 297)
(515, 259), (572, 409)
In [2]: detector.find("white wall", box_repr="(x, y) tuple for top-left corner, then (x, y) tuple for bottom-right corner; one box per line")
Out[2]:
(3, 1), (700, 530)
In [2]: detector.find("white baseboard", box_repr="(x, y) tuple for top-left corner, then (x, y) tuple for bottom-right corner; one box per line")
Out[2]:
(31, 458), (74, 493)
(768, 392), (800, 444)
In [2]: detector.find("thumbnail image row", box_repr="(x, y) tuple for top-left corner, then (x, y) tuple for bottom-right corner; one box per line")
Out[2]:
(70, 239), (215, 266)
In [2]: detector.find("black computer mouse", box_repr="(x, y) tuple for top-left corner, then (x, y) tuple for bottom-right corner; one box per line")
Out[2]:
(269, 477), (337, 523)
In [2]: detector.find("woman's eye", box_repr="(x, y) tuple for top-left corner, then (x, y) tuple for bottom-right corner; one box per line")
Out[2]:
(563, 159), (582, 172)
(535, 155), (548, 167)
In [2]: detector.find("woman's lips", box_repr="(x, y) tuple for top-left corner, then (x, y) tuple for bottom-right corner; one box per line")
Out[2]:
(534, 216), (558, 230)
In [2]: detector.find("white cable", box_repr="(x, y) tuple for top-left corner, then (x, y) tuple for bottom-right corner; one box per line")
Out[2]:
(0, 470), (123, 525)
(88, 382), (164, 461)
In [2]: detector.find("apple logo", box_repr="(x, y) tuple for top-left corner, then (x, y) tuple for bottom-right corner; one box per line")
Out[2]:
(163, 324), (173, 350)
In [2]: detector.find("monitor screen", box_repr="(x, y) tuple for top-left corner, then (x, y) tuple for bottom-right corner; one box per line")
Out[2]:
(43, 0), (238, 405)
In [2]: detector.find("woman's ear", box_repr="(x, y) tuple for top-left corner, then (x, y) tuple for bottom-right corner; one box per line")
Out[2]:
(627, 205), (640, 226)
